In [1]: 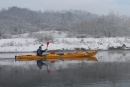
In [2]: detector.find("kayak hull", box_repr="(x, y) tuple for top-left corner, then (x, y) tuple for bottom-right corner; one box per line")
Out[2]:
(15, 57), (98, 62)
(15, 51), (97, 60)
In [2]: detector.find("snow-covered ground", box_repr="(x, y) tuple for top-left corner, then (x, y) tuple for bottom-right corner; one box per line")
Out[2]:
(0, 31), (130, 52)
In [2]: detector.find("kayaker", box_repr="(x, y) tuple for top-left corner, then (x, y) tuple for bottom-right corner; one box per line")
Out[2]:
(37, 46), (47, 56)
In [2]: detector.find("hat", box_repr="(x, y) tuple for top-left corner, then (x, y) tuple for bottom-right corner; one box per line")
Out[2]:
(39, 46), (42, 48)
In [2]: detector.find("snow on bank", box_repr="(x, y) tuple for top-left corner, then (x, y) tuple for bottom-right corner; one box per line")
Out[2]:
(0, 38), (39, 52)
(0, 37), (130, 52)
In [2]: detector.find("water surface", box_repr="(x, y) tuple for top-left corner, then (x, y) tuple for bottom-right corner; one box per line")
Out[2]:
(0, 50), (130, 87)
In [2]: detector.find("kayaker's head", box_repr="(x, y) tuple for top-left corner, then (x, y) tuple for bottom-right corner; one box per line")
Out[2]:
(39, 46), (42, 50)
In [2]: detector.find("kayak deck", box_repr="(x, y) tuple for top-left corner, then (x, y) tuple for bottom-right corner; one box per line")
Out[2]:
(15, 51), (97, 60)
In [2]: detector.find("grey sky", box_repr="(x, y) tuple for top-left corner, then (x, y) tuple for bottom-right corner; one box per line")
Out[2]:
(0, 0), (130, 15)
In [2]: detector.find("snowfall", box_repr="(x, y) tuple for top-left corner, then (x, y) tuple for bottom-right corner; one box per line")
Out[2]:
(0, 31), (130, 52)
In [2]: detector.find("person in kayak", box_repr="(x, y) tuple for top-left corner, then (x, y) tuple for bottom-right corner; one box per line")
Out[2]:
(37, 45), (47, 56)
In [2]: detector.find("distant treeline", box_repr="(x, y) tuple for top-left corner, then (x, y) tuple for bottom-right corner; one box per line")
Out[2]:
(0, 6), (130, 38)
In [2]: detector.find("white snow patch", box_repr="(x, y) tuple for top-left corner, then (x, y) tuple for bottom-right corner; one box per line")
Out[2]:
(0, 31), (130, 52)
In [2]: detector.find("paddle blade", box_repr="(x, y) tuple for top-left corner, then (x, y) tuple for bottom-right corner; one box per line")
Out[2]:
(46, 42), (50, 46)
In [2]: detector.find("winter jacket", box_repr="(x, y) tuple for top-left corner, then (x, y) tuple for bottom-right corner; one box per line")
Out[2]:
(37, 49), (46, 56)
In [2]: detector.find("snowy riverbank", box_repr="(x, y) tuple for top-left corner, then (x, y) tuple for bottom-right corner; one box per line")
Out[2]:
(0, 37), (130, 52)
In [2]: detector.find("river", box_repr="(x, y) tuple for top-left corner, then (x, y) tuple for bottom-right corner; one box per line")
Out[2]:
(0, 50), (130, 87)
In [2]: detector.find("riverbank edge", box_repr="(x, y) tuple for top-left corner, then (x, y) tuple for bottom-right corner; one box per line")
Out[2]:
(0, 49), (130, 53)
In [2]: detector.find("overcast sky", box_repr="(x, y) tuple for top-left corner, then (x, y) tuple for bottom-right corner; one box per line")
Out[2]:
(0, 0), (130, 15)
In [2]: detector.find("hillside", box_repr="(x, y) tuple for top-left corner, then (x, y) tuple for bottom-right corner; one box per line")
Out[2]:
(0, 6), (130, 38)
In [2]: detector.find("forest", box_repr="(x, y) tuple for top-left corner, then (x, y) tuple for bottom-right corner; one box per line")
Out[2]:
(0, 6), (130, 38)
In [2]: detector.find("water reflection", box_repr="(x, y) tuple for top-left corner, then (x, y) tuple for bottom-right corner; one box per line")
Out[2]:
(37, 60), (50, 74)
(1, 50), (130, 87)
(1, 61), (130, 87)
(15, 57), (98, 74)
(96, 50), (130, 62)
(37, 60), (47, 69)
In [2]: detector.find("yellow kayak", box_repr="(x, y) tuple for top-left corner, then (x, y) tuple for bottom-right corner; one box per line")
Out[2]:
(15, 57), (98, 62)
(15, 51), (97, 60)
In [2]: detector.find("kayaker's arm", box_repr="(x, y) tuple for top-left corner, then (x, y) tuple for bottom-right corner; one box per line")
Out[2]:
(41, 49), (47, 53)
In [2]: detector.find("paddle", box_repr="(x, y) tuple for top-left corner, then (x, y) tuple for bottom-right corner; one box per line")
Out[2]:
(46, 41), (50, 49)
(45, 41), (50, 74)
